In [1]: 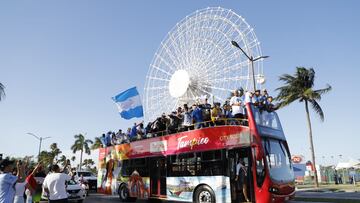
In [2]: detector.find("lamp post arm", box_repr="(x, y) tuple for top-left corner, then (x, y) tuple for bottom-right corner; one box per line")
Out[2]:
(236, 45), (251, 60)
(27, 133), (40, 140)
(253, 55), (270, 62)
(231, 41), (251, 60)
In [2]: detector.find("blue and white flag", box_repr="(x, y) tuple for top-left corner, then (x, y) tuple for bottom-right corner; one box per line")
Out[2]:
(112, 87), (144, 120)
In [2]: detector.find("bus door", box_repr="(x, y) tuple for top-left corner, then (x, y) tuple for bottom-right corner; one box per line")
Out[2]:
(228, 147), (254, 203)
(149, 156), (166, 197)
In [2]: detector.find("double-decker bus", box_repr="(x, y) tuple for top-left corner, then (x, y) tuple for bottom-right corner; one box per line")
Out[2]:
(97, 103), (295, 203)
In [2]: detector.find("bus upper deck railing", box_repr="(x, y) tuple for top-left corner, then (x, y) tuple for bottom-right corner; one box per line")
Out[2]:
(110, 117), (250, 145)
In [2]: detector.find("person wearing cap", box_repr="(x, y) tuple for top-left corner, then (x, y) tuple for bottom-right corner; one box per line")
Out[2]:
(260, 89), (269, 105)
(253, 90), (262, 107)
(0, 159), (17, 203)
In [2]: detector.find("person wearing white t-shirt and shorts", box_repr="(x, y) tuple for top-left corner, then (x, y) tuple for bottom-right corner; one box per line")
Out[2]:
(43, 164), (71, 203)
(230, 90), (244, 124)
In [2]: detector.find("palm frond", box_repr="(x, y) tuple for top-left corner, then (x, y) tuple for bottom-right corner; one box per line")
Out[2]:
(314, 84), (332, 95)
(309, 99), (324, 122)
(279, 74), (296, 84)
(0, 83), (5, 101)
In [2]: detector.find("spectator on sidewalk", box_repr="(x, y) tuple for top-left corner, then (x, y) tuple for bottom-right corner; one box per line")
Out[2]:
(13, 160), (26, 203)
(43, 163), (71, 203)
(0, 159), (17, 203)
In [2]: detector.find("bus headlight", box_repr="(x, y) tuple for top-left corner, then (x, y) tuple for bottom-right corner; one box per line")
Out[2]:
(268, 187), (279, 194)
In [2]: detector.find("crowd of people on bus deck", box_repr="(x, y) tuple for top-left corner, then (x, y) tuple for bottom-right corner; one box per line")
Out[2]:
(100, 89), (278, 147)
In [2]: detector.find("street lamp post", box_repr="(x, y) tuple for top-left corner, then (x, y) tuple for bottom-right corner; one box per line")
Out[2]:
(231, 41), (269, 91)
(27, 133), (51, 161)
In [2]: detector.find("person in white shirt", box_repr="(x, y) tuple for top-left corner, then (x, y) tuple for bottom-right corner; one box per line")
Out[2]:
(14, 160), (27, 203)
(43, 163), (71, 203)
(0, 159), (17, 203)
(244, 91), (253, 105)
(230, 90), (244, 122)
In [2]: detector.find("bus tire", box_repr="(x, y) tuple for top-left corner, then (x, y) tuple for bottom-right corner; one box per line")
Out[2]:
(118, 183), (135, 202)
(193, 185), (216, 203)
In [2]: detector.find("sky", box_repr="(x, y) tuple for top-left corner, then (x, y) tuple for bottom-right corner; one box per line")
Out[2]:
(0, 0), (359, 166)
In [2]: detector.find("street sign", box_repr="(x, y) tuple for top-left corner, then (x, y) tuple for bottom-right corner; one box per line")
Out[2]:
(291, 155), (302, 163)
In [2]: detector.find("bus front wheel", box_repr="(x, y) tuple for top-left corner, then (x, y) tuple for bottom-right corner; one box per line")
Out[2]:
(118, 184), (135, 202)
(194, 185), (216, 203)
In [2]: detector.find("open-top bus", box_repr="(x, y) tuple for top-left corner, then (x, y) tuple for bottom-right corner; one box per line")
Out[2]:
(97, 103), (295, 203)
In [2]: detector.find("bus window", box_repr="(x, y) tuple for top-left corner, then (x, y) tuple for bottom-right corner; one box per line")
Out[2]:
(168, 153), (198, 177)
(263, 139), (294, 183)
(121, 158), (149, 177)
(167, 150), (226, 177)
(121, 160), (131, 177)
(252, 106), (282, 130)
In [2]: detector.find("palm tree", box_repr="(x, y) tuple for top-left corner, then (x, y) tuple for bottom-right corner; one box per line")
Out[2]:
(38, 150), (54, 168)
(276, 67), (331, 187)
(71, 134), (93, 170)
(58, 155), (67, 168)
(82, 159), (95, 169)
(0, 82), (5, 101)
(91, 137), (103, 150)
(50, 143), (62, 161)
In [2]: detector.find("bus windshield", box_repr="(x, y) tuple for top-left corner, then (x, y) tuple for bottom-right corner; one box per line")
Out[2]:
(252, 107), (282, 130)
(263, 139), (294, 183)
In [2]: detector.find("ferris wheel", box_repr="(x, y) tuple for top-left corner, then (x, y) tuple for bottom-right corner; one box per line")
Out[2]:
(144, 7), (266, 123)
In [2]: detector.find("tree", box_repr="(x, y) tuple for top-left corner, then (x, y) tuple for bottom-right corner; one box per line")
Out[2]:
(276, 67), (331, 187)
(50, 143), (62, 161)
(0, 82), (5, 101)
(58, 155), (67, 168)
(71, 134), (93, 170)
(82, 159), (95, 169)
(38, 150), (54, 168)
(91, 137), (103, 150)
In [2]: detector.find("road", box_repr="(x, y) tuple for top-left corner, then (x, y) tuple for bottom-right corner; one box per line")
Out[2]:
(296, 190), (360, 200)
(83, 193), (326, 203)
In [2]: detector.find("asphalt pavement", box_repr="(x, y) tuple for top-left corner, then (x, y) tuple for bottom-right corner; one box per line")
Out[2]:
(83, 193), (328, 203)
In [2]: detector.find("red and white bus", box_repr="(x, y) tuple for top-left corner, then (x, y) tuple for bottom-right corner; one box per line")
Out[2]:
(97, 103), (295, 203)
